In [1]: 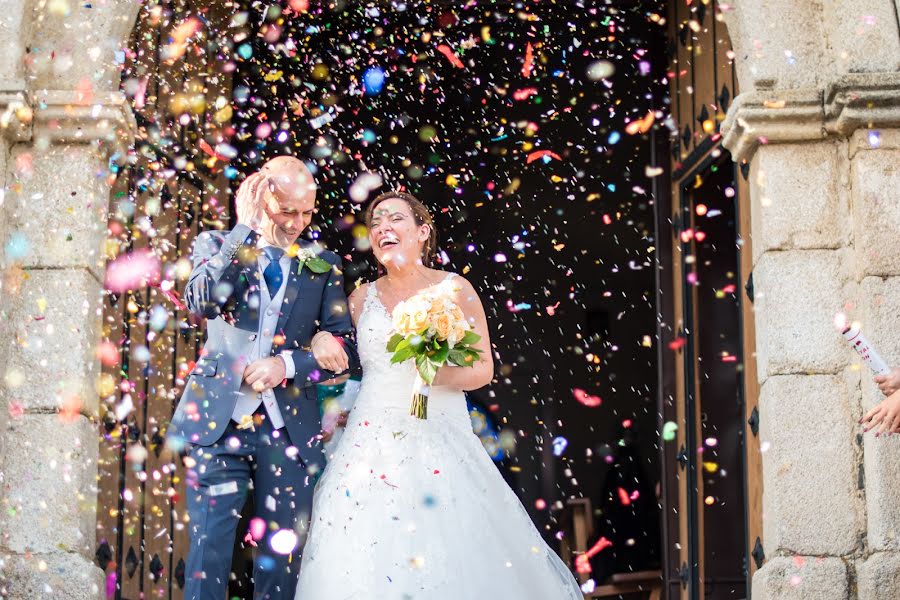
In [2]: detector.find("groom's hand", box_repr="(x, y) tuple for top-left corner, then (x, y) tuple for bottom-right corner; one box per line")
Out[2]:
(243, 356), (286, 392)
(311, 332), (349, 373)
(235, 172), (269, 232)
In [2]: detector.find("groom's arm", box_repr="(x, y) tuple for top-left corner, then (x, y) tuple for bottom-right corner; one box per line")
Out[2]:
(289, 257), (361, 388)
(184, 224), (255, 319)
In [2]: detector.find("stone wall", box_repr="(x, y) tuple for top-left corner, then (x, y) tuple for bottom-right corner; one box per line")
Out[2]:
(0, 0), (139, 598)
(723, 0), (900, 598)
(0, 0), (895, 597)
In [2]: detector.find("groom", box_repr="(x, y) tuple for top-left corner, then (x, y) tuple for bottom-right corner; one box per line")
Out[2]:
(167, 155), (358, 599)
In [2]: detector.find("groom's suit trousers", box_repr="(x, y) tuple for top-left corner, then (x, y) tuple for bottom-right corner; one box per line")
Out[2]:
(183, 412), (313, 600)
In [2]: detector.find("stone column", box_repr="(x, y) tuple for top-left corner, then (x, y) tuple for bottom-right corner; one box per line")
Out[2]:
(722, 1), (900, 598)
(0, 0), (138, 597)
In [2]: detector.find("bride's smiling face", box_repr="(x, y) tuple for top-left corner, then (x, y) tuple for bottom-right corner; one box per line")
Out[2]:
(369, 198), (430, 268)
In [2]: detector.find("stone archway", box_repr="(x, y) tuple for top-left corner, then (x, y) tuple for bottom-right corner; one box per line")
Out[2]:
(0, 0), (141, 596)
(720, 0), (900, 598)
(0, 0), (899, 598)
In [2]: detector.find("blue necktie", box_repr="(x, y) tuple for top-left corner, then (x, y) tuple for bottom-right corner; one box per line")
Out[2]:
(262, 246), (285, 298)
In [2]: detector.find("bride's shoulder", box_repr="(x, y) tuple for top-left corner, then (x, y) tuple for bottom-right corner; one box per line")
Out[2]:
(349, 280), (370, 296)
(348, 281), (374, 320)
(431, 269), (478, 297)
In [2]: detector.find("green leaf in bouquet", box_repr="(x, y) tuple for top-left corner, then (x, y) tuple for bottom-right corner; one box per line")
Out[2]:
(410, 335), (426, 352)
(448, 348), (469, 366)
(386, 333), (405, 352)
(391, 344), (416, 364)
(460, 330), (481, 346)
(458, 349), (480, 366)
(416, 354), (438, 384)
(429, 340), (450, 364)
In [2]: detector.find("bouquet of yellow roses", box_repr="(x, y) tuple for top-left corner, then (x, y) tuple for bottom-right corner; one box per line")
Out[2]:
(387, 283), (482, 419)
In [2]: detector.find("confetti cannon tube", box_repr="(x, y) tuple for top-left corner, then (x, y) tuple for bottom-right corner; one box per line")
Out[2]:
(842, 325), (890, 375)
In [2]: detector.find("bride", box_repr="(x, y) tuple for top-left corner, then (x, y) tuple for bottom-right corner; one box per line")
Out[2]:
(295, 191), (583, 599)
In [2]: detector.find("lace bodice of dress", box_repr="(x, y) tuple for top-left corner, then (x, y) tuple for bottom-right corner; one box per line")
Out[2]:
(352, 275), (467, 416)
(356, 281), (411, 384)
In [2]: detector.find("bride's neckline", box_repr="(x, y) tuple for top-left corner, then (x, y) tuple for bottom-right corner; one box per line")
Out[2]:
(370, 272), (454, 317)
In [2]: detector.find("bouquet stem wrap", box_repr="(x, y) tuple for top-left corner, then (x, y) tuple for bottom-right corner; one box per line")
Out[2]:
(410, 372), (430, 420)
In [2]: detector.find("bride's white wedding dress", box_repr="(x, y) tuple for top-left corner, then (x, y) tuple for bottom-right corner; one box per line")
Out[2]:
(295, 276), (583, 599)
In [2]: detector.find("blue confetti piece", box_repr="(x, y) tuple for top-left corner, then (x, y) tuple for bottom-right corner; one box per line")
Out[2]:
(5, 232), (30, 260)
(363, 67), (386, 95)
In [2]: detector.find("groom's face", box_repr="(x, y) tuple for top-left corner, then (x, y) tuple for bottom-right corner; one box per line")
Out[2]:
(261, 180), (316, 248)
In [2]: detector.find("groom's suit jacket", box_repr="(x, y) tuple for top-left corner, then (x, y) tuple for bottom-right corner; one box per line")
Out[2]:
(167, 224), (359, 462)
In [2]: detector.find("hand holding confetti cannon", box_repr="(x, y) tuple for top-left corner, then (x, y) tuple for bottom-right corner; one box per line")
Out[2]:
(841, 317), (900, 435)
(386, 281), (483, 419)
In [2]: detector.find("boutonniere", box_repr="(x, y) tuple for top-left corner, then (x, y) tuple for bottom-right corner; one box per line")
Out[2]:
(292, 246), (331, 275)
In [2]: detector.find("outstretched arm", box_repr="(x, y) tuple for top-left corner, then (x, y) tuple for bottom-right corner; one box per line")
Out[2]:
(432, 276), (494, 391)
(183, 225), (256, 318)
(861, 388), (900, 436)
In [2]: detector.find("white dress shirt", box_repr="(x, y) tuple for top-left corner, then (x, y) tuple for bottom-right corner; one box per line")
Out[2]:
(230, 240), (297, 428)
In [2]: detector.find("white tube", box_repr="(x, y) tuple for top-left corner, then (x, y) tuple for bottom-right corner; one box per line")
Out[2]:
(842, 325), (891, 375)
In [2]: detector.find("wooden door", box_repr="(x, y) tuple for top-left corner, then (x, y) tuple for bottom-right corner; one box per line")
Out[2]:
(660, 0), (761, 597)
(96, 1), (236, 598)
(660, 144), (759, 600)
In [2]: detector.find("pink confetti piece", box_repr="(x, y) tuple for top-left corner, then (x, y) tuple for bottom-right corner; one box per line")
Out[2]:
(573, 388), (602, 407)
(575, 536), (613, 574)
(104, 248), (161, 293)
(513, 87), (539, 101)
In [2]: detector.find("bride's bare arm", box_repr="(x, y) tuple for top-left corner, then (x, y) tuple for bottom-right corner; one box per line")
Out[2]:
(432, 276), (494, 390)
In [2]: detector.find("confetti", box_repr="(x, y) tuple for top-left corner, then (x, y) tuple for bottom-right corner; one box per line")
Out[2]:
(662, 421), (678, 441)
(436, 43), (465, 69)
(269, 529), (299, 555)
(104, 249), (161, 293)
(522, 43), (535, 78)
(573, 388), (602, 408)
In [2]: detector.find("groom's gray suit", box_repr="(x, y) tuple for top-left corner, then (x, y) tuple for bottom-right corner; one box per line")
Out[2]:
(167, 223), (359, 600)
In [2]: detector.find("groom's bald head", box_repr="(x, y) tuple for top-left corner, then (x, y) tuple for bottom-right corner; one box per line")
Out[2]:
(261, 156), (316, 205)
(249, 156), (317, 248)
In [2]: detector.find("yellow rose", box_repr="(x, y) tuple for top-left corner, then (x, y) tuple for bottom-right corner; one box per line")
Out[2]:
(433, 313), (453, 340)
(450, 305), (465, 322)
(450, 323), (469, 345)
(429, 296), (448, 314)
(406, 297), (431, 333)
(410, 310), (429, 333)
(393, 309), (413, 336)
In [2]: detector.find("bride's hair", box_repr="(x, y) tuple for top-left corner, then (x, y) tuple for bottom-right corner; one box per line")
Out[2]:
(366, 191), (438, 266)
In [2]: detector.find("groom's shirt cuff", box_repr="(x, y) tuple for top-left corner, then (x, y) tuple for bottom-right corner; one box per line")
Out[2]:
(279, 350), (296, 379)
